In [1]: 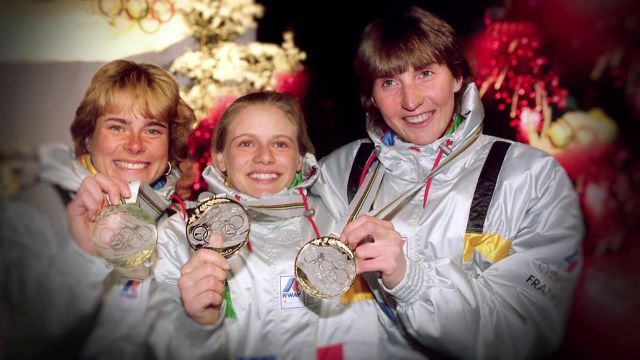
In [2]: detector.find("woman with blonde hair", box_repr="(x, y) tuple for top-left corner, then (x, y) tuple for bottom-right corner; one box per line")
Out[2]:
(147, 91), (412, 359)
(1, 59), (196, 359)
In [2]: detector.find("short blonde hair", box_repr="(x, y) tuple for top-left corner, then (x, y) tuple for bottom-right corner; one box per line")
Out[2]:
(70, 59), (196, 164)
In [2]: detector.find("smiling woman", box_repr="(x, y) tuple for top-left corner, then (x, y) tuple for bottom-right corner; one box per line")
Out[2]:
(371, 63), (462, 145)
(70, 59), (193, 185)
(88, 112), (170, 184)
(312, 6), (584, 359)
(0, 59), (196, 359)
(211, 93), (313, 198)
(146, 92), (404, 359)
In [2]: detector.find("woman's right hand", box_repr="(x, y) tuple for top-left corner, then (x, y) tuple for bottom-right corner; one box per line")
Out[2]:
(178, 249), (230, 326)
(66, 174), (131, 256)
(341, 215), (407, 289)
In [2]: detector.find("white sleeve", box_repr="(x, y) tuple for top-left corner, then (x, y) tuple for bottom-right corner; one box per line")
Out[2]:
(1, 200), (112, 358)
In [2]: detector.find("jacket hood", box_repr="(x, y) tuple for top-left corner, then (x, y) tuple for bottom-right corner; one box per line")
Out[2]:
(367, 83), (485, 182)
(38, 143), (89, 191)
(37, 143), (179, 201)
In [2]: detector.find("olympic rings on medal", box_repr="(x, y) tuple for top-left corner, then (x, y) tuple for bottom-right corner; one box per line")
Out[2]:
(92, 203), (158, 268)
(97, 0), (176, 34)
(294, 236), (357, 299)
(186, 197), (250, 258)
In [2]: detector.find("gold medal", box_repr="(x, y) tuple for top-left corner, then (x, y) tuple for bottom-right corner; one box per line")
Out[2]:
(186, 197), (250, 258)
(294, 236), (357, 299)
(92, 203), (157, 268)
(294, 124), (483, 298)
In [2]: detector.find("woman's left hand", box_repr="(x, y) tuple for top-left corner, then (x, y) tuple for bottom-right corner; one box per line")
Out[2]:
(341, 215), (406, 289)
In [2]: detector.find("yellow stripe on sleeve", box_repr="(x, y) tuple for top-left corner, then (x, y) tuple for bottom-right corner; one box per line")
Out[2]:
(463, 233), (512, 263)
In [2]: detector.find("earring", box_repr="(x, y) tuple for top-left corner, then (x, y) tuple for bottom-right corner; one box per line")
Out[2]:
(289, 171), (303, 189)
(80, 154), (98, 176)
(164, 161), (172, 176)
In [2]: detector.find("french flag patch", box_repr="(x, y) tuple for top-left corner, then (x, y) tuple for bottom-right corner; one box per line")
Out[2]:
(121, 279), (142, 299)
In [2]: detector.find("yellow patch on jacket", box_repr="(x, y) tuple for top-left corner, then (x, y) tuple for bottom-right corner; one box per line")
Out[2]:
(340, 275), (374, 304)
(463, 233), (512, 263)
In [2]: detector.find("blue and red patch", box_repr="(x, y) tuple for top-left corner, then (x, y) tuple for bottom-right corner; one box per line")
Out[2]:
(564, 251), (579, 273)
(120, 279), (142, 298)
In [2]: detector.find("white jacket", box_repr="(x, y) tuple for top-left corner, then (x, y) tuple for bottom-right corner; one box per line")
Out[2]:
(312, 84), (584, 359)
(0, 143), (179, 359)
(149, 153), (416, 360)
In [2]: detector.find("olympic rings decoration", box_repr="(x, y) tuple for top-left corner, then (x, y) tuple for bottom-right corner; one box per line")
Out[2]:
(97, 0), (175, 34)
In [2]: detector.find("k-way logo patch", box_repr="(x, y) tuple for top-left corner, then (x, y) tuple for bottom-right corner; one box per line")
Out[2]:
(280, 275), (304, 309)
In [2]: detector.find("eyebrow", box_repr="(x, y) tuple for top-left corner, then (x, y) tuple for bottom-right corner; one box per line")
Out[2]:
(230, 134), (296, 142)
(272, 135), (296, 142)
(415, 63), (435, 70)
(146, 120), (168, 128)
(103, 117), (167, 128)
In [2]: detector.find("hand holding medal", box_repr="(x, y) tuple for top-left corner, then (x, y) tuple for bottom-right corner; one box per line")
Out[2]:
(295, 124), (483, 298)
(294, 162), (385, 299)
(68, 174), (157, 268)
(186, 196), (250, 258)
(92, 199), (157, 268)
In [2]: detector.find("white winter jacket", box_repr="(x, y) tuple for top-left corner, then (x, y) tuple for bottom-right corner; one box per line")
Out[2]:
(311, 84), (584, 359)
(148, 153), (415, 360)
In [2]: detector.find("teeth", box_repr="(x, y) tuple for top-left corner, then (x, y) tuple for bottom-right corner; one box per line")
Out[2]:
(250, 173), (278, 180)
(405, 113), (429, 124)
(115, 161), (147, 170)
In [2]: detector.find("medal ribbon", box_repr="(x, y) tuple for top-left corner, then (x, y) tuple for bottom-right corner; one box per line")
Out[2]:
(358, 122), (484, 315)
(368, 122), (483, 221)
(80, 154), (170, 220)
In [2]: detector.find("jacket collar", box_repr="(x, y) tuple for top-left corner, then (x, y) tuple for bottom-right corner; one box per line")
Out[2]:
(37, 143), (180, 201)
(367, 84), (485, 182)
(201, 152), (319, 219)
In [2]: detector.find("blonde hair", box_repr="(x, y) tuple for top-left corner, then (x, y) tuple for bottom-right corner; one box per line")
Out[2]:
(211, 91), (315, 155)
(70, 59), (196, 164)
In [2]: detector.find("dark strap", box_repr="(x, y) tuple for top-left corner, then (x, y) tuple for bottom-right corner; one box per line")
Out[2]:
(347, 141), (376, 203)
(53, 184), (74, 206)
(466, 141), (511, 233)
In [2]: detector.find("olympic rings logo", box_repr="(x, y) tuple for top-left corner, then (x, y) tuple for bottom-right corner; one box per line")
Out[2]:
(190, 215), (247, 247)
(98, 0), (175, 34)
(109, 224), (154, 250)
(303, 248), (350, 286)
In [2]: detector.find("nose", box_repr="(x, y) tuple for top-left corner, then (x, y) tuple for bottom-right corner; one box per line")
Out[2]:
(124, 132), (145, 154)
(401, 83), (423, 111)
(253, 144), (274, 164)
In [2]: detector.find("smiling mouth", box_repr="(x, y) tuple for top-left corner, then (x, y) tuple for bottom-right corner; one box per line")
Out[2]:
(249, 172), (279, 180)
(404, 111), (434, 124)
(114, 161), (149, 170)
